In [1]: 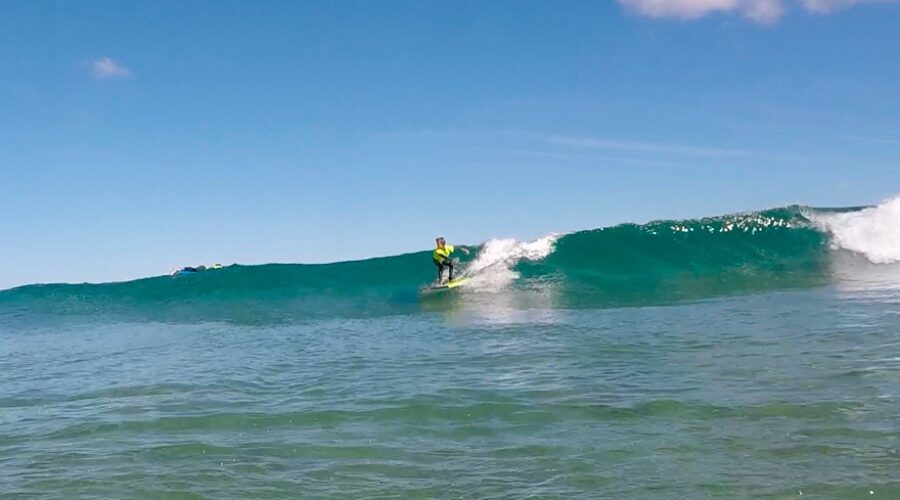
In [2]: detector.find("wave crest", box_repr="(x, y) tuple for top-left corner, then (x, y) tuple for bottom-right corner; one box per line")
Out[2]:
(811, 196), (900, 264)
(465, 235), (559, 292)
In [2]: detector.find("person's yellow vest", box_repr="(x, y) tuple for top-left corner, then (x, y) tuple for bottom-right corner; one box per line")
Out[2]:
(433, 245), (454, 263)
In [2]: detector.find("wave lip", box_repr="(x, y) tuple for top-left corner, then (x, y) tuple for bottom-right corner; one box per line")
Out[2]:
(810, 196), (900, 264)
(463, 235), (559, 292)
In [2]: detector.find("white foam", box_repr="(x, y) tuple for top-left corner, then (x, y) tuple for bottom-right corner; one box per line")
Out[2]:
(812, 196), (900, 264)
(462, 234), (559, 292)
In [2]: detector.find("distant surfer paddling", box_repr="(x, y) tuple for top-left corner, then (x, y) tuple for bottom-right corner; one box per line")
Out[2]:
(433, 237), (469, 285)
(172, 263), (223, 275)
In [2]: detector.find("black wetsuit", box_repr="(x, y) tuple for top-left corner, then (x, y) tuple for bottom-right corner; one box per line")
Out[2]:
(433, 258), (453, 282)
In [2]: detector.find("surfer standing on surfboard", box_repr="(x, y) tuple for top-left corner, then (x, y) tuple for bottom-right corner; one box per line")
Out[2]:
(433, 237), (470, 285)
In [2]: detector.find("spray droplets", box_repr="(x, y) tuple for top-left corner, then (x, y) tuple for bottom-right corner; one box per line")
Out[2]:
(811, 196), (900, 264)
(464, 235), (559, 292)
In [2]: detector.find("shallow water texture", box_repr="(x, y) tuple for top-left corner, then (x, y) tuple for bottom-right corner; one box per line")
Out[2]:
(3, 288), (900, 499)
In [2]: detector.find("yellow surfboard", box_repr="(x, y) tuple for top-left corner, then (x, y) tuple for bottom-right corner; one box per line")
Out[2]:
(445, 277), (469, 289)
(423, 276), (470, 293)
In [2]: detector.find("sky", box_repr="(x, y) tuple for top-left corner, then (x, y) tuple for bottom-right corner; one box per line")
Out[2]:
(1, 0), (899, 289)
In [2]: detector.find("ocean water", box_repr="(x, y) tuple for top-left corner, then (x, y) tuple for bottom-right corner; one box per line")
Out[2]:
(3, 199), (900, 499)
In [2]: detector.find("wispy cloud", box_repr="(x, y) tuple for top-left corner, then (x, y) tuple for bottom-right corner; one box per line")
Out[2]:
(91, 57), (131, 79)
(618, 0), (784, 23)
(618, 0), (899, 23)
(549, 135), (751, 158)
(802, 0), (900, 13)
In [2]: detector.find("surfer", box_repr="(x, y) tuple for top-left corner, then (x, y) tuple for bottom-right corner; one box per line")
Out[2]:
(433, 237), (469, 284)
(172, 263), (224, 275)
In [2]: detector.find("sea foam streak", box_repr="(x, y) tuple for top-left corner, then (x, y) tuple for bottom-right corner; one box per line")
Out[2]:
(812, 196), (900, 264)
(464, 235), (559, 292)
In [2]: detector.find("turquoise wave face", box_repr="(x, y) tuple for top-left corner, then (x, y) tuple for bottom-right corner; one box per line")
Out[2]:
(0, 206), (833, 324)
(519, 207), (829, 306)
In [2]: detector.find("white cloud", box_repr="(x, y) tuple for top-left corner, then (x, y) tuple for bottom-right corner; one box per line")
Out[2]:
(621, 0), (737, 19)
(618, 0), (785, 23)
(743, 0), (786, 21)
(801, 0), (899, 13)
(549, 135), (750, 158)
(618, 0), (898, 23)
(91, 57), (131, 79)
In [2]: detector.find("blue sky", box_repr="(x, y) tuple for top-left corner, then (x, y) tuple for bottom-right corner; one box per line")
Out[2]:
(1, 0), (898, 289)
